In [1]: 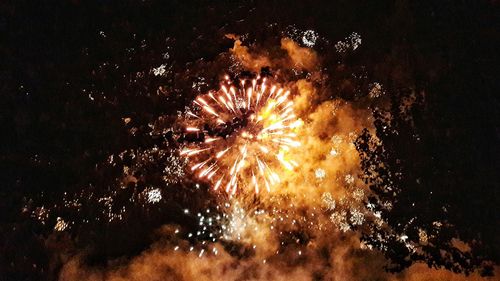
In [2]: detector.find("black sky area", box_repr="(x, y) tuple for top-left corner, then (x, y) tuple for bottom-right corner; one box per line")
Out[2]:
(0, 1), (499, 280)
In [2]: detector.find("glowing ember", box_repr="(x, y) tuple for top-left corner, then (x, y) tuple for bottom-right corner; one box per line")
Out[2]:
(181, 75), (302, 195)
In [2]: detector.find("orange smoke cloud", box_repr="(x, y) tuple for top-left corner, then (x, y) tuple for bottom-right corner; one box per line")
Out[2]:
(280, 38), (319, 71)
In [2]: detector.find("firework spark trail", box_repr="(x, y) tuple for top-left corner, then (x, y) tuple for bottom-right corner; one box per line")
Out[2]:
(181, 75), (302, 195)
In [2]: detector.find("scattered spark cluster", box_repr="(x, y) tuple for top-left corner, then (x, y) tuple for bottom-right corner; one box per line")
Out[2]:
(368, 82), (384, 98)
(162, 153), (189, 184)
(334, 32), (362, 53)
(181, 75), (303, 195)
(144, 187), (162, 203)
(99, 196), (126, 221)
(152, 64), (167, 76)
(321, 192), (336, 211)
(54, 217), (69, 231)
(185, 201), (269, 245)
(31, 206), (49, 225)
(175, 198), (326, 260)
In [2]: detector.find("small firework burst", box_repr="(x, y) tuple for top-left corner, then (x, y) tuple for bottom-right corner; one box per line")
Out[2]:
(54, 217), (69, 231)
(315, 168), (326, 180)
(302, 30), (319, 47)
(330, 210), (350, 232)
(349, 208), (365, 226)
(344, 174), (355, 185)
(352, 188), (365, 201)
(144, 188), (162, 203)
(329, 148), (339, 157)
(321, 192), (336, 211)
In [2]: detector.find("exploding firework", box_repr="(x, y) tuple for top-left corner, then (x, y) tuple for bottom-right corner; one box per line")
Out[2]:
(180, 75), (302, 195)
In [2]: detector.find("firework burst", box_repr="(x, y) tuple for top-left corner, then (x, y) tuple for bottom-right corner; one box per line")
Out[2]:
(181, 75), (302, 195)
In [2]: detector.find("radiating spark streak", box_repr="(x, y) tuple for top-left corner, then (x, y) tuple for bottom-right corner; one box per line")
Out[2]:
(181, 147), (211, 156)
(205, 137), (218, 143)
(230, 87), (238, 106)
(186, 127), (200, 132)
(207, 168), (218, 179)
(280, 107), (293, 118)
(267, 131), (285, 136)
(231, 181), (238, 195)
(200, 163), (217, 177)
(187, 111), (200, 119)
(202, 105), (220, 117)
(259, 145), (269, 154)
(197, 97), (209, 106)
(273, 88), (284, 100)
(229, 156), (240, 176)
(191, 158), (211, 171)
(256, 157), (265, 174)
(247, 88), (252, 110)
(280, 101), (294, 112)
(216, 147), (231, 158)
(222, 85), (237, 112)
(221, 85), (229, 96)
(218, 95), (234, 113)
(252, 171), (259, 194)
(264, 178), (271, 192)
(265, 100), (277, 113)
(277, 153), (294, 171)
(272, 138), (301, 147)
(269, 85), (276, 98)
(262, 122), (285, 132)
(281, 114), (296, 122)
(208, 91), (222, 105)
(214, 177), (223, 190)
(256, 84), (265, 106)
(280, 145), (290, 152)
(261, 159), (280, 184)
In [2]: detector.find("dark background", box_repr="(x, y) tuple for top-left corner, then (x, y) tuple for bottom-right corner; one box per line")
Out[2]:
(0, 1), (498, 280)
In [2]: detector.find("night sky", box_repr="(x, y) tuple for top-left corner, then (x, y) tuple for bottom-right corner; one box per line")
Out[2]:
(1, 1), (499, 281)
